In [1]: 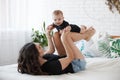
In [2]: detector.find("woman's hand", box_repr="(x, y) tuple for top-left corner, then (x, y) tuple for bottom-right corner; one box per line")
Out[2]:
(61, 26), (71, 41)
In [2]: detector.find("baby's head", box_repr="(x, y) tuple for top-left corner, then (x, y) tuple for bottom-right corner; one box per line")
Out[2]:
(52, 10), (64, 26)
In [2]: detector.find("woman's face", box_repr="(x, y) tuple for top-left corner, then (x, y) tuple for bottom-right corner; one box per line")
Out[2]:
(35, 43), (44, 56)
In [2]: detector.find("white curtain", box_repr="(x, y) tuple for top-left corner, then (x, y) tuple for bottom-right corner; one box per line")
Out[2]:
(0, 0), (32, 65)
(0, 0), (59, 65)
(0, 0), (56, 65)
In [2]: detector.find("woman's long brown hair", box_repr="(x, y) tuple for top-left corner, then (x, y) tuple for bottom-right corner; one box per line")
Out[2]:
(17, 42), (47, 75)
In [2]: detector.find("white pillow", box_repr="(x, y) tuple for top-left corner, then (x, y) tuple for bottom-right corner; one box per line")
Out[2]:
(74, 39), (101, 58)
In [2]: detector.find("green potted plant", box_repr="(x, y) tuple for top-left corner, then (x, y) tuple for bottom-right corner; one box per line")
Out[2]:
(31, 22), (48, 48)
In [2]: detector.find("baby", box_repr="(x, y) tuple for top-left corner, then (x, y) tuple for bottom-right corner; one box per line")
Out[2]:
(47, 10), (95, 56)
(49, 10), (86, 34)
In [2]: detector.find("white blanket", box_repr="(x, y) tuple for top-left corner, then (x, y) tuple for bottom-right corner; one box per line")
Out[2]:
(0, 58), (120, 80)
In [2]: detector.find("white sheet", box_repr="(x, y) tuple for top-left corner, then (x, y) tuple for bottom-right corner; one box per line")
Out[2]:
(0, 58), (120, 80)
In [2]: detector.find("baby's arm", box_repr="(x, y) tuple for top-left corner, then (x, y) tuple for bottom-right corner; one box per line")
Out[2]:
(47, 24), (55, 31)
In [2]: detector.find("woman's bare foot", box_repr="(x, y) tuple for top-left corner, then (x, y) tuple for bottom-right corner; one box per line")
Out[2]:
(84, 27), (96, 41)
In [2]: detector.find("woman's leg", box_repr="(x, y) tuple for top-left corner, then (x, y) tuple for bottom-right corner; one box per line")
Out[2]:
(53, 27), (95, 56)
(53, 32), (66, 56)
(63, 27), (95, 59)
(68, 27), (95, 59)
(63, 27), (84, 59)
(71, 27), (95, 42)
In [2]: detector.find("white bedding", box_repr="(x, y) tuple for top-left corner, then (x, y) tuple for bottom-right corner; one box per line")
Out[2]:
(0, 57), (120, 80)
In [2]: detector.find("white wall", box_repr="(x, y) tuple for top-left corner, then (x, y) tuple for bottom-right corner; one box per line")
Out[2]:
(0, 0), (120, 65)
(27, 0), (120, 35)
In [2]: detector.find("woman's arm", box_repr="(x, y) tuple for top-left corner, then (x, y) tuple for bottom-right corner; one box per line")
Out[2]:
(58, 27), (74, 70)
(44, 26), (55, 54)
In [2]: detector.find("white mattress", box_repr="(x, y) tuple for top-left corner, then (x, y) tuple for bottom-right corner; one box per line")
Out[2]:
(0, 57), (120, 80)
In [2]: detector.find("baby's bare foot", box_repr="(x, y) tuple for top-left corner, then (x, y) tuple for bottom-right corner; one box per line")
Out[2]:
(85, 27), (96, 41)
(80, 25), (87, 34)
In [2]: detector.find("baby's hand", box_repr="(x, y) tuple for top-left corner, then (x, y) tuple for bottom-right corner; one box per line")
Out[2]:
(47, 25), (54, 31)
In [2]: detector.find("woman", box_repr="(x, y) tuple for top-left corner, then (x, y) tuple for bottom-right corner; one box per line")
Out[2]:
(18, 26), (95, 75)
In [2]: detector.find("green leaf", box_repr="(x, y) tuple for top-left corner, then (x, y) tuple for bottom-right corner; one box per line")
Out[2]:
(31, 22), (48, 47)
(43, 21), (46, 31)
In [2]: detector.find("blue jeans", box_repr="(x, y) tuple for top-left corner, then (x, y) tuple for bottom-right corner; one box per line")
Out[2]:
(71, 59), (86, 72)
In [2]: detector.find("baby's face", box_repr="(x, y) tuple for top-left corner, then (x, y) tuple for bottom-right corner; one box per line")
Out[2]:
(53, 14), (64, 26)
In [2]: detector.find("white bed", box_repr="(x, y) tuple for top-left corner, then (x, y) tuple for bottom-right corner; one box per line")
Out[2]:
(0, 57), (120, 80)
